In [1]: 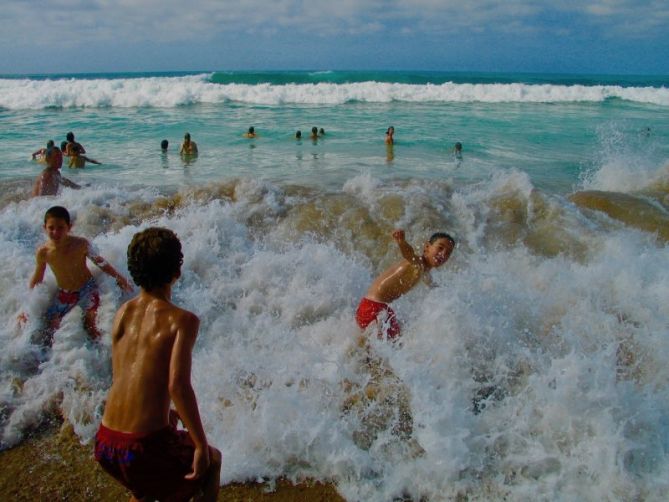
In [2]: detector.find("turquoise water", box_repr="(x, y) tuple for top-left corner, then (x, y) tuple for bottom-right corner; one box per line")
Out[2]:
(1, 71), (668, 193)
(1, 71), (668, 500)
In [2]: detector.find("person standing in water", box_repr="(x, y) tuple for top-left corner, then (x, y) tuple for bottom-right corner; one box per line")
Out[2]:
(65, 132), (101, 168)
(179, 133), (198, 156)
(385, 126), (395, 145)
(32, 142), (81, 196)
(453, 142), (463, 160)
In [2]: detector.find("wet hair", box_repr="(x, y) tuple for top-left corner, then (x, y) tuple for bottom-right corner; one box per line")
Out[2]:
(454, 142), (462, 150)
(429, 232), (455, 246)
(386, 126), (394, 134)
(319, 128), (325, 135)
(295, 130), (302, 139)
(312, 126), (318, 134)
(160, 139), (169, 150)
(184, 132), (191, 140)
(60, 141), (68, 151)
(66, 132), (74, 142)
(127, 227), (183, 291)
(46, 140), (55, 148)
(44, 206), (71, 225)
(248, 126), (255, 134)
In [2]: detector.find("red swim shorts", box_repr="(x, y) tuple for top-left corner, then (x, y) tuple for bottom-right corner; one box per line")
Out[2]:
(355, 297), (401, 340)
(95, 423), (202, 501)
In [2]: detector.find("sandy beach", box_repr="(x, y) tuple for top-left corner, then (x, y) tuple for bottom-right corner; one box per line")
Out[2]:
(0, 418), (344, 501)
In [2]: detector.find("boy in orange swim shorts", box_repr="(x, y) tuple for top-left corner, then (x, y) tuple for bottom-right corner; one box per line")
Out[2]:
(355, 229), (455, 341)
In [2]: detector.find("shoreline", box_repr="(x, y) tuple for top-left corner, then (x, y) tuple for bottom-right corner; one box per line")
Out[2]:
(0, 419), (344, 501)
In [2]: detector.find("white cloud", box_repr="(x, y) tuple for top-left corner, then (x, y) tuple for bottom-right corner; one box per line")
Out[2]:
(3, 1), (666, 50)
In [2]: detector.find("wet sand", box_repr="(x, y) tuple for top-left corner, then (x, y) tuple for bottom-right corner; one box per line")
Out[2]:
(0, 419), (344, 501)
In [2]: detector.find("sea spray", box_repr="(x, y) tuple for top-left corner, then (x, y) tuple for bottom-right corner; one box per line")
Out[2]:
(0, 169), (667, 499)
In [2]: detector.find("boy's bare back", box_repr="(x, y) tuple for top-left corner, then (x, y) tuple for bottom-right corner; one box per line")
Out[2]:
(102, 293), (199, 433)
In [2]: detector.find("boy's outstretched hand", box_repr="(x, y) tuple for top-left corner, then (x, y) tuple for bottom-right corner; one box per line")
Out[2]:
(392, 229), (405, 242)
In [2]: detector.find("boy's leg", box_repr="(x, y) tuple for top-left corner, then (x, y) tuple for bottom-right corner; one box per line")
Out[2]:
(83, 307), (101, 340)
(36, 292), (75, 347)
(195, 446), (222, 502)
(80, 279), (101, 341)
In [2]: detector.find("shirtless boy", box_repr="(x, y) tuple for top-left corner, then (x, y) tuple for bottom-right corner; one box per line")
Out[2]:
(28, 206), (132, 345)
(243, 126), (257, 138)
(179, 132), (198, 156)
(356, 229), (455, 341)
(32, 143), (81, 196)
(95, 227), (221, 502)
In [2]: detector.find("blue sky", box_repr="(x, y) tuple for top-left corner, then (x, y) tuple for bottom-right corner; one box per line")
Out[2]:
(3, 0), (668, 75)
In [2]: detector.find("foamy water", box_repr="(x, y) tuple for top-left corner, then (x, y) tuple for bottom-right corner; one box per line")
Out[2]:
(0, 71), (668, 500)
(2, 74), (669, 109)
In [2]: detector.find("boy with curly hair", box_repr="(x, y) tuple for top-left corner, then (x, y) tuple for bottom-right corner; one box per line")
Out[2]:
(95, 227), (221, 501)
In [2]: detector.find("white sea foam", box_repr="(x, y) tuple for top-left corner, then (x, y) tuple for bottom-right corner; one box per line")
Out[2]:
(1, 75), (668, 109)
(0, 173), (667, 500)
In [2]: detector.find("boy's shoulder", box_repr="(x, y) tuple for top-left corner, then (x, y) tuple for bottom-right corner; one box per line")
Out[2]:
(67, 234), (90, 248)
(35, 243), (50, 259)
(124, 295), (198, 325)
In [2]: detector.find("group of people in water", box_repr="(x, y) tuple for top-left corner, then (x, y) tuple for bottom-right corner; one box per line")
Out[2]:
(22, 190), (455, 500)
(31, 127), (464, 197)
(31, 131), (102, 196)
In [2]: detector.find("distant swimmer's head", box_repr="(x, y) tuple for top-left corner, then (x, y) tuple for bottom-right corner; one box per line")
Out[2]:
(184, 132), (191, 141)
(319, 128), (325, 135)
(386, 126), (394, 135)
(46, 140), (55, 149)
(127, 227), (184, 291)
(60, 141), (68, 151)
(423, 232), (455, 268)
(312, 127), (318, 134)
(66, 132), (75, 142)
(454, 142), (462, 151)
(161, 139), (169, 150)
(248, 126), (255, 134)
(295, 130), (302, 139)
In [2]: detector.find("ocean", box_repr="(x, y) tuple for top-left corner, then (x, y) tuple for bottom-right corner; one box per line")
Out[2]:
(0, 71), (668, 500)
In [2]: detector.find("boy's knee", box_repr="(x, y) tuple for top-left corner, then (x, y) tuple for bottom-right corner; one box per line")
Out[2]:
(210, 447), (222, 468)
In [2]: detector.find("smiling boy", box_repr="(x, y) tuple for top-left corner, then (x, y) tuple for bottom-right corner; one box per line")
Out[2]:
(28, 206), (132, 345)
(356, 229), (455, 341)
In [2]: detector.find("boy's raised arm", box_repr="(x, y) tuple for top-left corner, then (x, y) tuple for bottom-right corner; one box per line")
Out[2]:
(168, 313), (210, 480)
(392, 229), (420, 263)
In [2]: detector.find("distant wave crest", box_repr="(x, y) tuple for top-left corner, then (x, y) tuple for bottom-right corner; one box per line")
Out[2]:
(1, 74), (668, 109)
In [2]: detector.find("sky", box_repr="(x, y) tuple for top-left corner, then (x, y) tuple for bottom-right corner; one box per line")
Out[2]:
(3, 0), (669, 75)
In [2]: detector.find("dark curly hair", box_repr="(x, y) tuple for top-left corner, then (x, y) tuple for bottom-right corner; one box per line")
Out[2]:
(127, 227), (183, 291)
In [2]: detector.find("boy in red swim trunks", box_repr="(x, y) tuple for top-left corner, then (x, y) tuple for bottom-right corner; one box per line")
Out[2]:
(356, 229), (455, 341)
(27, 206), (132, 346)
(95, 227), (221, 502)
